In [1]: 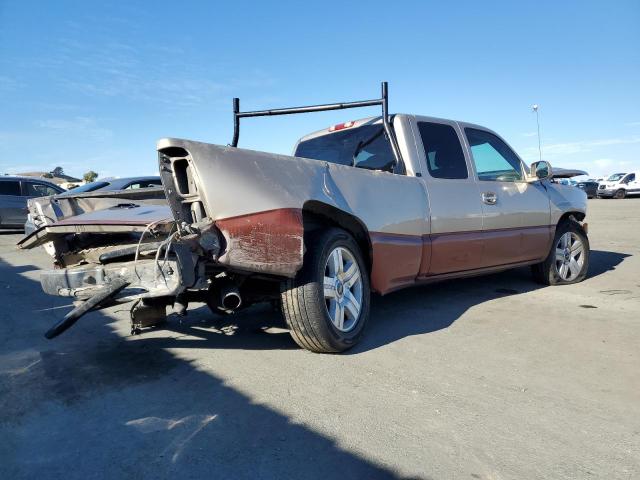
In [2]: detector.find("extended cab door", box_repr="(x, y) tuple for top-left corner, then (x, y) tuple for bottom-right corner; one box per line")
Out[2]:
(462, 126), (552, 267)
(413, 117), (484, 275)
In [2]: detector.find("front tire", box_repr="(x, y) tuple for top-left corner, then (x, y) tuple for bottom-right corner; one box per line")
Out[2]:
(532, 219), (589, 285)
(614, 189), (626, 199)
(281, 228), (370, 353)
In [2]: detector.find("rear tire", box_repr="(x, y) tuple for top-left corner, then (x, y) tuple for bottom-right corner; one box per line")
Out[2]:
(614, 189), (626, 199)
(532, 219), (589, 285)
(280, 228), (370, 353)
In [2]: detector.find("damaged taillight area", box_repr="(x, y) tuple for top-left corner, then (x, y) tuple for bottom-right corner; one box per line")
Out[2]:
(158, 143), (305, 277)
(22, 139), (309, 340)
(157, 147), (209, 226)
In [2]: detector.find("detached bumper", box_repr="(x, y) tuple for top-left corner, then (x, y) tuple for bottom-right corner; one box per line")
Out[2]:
(40, 259), (183, 301)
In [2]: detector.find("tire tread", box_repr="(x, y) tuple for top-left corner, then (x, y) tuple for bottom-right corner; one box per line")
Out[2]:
(280, 228), (369, 353)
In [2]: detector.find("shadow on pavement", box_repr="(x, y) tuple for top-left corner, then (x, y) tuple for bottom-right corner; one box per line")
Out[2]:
(353, 249), (630, 353)
(587, 249), (631, 277)
(0, 247), (630, 477)
(121, 248), (632, 357)
(0, 258), (421, 480)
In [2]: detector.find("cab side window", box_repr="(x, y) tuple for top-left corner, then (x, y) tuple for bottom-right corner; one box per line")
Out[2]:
(24, 182), (59, 197)
(465, 128), (523, 182)
(417, 122), (468, 179)
(0, 181), (21, 196)
(623, 173), (635, 184)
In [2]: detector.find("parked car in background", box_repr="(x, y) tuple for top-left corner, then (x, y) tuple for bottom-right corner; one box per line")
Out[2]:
(577, 179), (599, 198)
(597, 172), (639, 198)
(0, 176), (65, 229)
(556, 178), (578, 186)
(61, 176), (162, 195)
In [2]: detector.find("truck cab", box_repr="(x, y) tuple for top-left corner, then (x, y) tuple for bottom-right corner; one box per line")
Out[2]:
(295, 114), (585, 283)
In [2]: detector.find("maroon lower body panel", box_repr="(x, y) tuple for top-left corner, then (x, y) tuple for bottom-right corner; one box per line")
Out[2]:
(369, 232), (425, 294)
(427, 231), (485, 274)
(212, 207), (554, 296)
(370, 225), (555, 295)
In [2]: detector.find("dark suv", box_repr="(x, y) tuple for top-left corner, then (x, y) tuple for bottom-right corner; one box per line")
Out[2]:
(0, 176), (64, 229)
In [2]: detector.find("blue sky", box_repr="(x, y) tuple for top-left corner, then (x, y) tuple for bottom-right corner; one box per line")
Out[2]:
(1, 0), (638, 180)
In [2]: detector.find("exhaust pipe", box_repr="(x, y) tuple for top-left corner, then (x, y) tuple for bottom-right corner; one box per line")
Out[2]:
(220, 283), (242, 311)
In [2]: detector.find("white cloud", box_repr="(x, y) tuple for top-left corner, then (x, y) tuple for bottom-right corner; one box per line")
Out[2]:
(520, 135), (640, 160)
(36, 116), (113, 141)
(27, 36), (276, 108)
(594, 158), (613, 168)
(522, 132), (537, 137)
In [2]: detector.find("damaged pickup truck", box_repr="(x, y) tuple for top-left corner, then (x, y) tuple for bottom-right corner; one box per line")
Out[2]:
(19, 83), (590, 353)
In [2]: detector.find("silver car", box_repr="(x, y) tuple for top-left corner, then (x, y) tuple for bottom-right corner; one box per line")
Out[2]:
(61, 176), (162, 195)
(0, 176), (64, 229)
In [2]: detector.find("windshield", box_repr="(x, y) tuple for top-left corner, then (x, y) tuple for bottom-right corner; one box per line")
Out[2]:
(607, 173), (626, 181)
(65, 181), (110, 193)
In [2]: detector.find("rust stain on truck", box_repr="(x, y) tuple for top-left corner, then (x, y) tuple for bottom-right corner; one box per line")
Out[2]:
(215, 208), (304, 277)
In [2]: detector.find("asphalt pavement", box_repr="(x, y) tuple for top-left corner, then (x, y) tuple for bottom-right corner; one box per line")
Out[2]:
(1, 198), (639, 479)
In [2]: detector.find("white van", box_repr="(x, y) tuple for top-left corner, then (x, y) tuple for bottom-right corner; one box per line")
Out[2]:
(597, 172), (639, 198)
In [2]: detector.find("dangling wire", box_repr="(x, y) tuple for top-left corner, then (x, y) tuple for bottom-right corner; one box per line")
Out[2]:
(153, 230), (178, 282)
(133, 218), (173, 280)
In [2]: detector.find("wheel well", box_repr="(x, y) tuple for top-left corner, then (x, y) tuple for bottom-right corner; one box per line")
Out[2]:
(302, 201), (372, 272)
(558, 211), (586, 225)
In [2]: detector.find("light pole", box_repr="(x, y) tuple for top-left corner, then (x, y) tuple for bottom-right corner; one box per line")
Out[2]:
(532, 104), (542, 163)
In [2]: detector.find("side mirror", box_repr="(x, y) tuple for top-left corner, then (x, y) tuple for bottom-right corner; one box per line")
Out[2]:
(530, 160), (552, 181)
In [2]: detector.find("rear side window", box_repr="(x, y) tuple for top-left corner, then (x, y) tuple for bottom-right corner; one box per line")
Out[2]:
(295, 125), (396, 173)
(125, 179), (163, 189)
(0, 181), (21, 196)
(24, 182), (60, 197)
(66, 181), (110, 193)
(417, 122), (468, 179)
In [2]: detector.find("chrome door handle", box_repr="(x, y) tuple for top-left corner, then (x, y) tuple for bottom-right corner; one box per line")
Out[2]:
(482, 192), (497, 205)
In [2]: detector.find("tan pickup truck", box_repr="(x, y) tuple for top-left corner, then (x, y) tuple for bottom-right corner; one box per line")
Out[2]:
(19, 83), (589, 352)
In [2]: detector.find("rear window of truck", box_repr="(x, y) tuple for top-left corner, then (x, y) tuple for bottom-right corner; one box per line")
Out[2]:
(295, 125), (396, 172)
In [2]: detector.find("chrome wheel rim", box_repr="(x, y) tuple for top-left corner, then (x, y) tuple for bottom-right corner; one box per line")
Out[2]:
(323, 246), (363, 332)
(554, 232), (585, 281)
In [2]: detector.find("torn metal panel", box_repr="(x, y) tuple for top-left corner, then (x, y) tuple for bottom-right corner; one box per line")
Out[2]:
(28, 188), (167, 228)
(18, 204), (174, 251)
(17, 221), (174, 250)
(52, 204), (173, 226)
